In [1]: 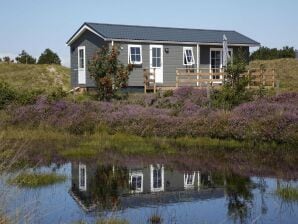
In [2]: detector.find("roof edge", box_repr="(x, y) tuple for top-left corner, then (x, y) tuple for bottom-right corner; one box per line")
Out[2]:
(66, 23), (107, 46)
(66, 22), (260, 46)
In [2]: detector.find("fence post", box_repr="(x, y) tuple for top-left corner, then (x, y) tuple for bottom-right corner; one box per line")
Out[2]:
(153, 68), (156, 93)
(272, 69), (275, 88)
(176, 70), (179, 88)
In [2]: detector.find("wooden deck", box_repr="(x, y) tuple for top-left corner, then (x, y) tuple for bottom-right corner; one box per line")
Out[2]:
(144, 68), (276, 93)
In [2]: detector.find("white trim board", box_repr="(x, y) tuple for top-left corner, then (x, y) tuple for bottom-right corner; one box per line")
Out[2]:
(67, 25), (107, 45)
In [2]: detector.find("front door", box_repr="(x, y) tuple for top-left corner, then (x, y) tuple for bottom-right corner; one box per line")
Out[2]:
(78, 46), (86, 84)
(150, 45), (163, 83)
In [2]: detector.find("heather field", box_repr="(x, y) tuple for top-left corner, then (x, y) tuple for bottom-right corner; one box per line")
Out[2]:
(4, 88), (297, 145)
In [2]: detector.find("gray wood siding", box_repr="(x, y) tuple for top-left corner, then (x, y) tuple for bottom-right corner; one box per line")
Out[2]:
(69, 30), (250, 88)
(114, 42), (197, 86)
(70, 30), (106, 88)
(113, 42), (150, 86)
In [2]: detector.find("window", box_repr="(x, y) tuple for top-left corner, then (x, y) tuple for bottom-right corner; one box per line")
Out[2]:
(79, 163), (87, 191)
(151, 47), (161, 68)
(78, 46), (85, 69)
(150, 164), (164, 192)
(184, 172), (196, 189)
(129, 171), (143, 193)
(128, 45), (142, 64)
(183, 47), (195, 65)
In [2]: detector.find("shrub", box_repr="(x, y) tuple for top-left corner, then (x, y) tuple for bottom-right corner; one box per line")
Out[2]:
(211, 53), (253, 109)
(15, 50), (36, 64)
(250, 46), (296, 61)
(37, 48), (61, 65)
(0, 82), (17, 109)
(88, 45), (133, 101)
(47, 87), (67, 102)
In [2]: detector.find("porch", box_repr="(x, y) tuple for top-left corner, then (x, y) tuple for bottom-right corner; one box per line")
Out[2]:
(143, 68), (276, 93)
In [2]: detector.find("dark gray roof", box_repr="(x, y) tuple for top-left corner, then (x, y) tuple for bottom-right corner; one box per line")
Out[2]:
(68, 22), (260, 46)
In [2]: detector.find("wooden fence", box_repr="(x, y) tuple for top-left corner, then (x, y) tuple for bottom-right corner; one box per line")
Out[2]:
(176, 68), (224, 87)
(143, 68), (276, 93)
(143, 68), (156, 93)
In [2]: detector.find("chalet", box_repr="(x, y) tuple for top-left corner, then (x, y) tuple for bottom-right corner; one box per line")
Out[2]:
(67, 23), (260, 90)
(70, 162), (225, 211)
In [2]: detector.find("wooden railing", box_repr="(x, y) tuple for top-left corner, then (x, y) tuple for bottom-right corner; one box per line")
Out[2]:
(246, 69), (276, 88)
(143, 68), (156, 93)
(176, 68), (276, 88)
(176, 68), (224, 88)
(143, 68), (276, 93)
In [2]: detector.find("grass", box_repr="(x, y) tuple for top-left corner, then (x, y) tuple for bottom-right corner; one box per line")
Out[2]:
(96, 219), (129, 224)
(1, 126), (292, 161)
(8, 172), (67, 188)
(250, 58), (298, 92)
(0, 63), (70, 92)
(276, 186), (298, 202)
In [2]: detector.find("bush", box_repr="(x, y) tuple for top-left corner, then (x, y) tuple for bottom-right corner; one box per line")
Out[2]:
(15, 50), (36, 64)
(88, 45), (133, 101)
(37, 48), (61, 65)
(47, 87), (67, 102)
(0, 82), (17, 109)
(0, 81), (47, 109)
(250, 46), (296, 61)
(211, 54), (253, 109)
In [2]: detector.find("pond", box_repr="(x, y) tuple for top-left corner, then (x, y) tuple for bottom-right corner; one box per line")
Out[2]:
(1, 160), (298, 224)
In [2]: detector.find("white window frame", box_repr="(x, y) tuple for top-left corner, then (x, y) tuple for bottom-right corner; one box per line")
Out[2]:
(184, 172), (196, 189)
(79, 163), (87, 191)
(183, 47), (195, 65)
(78, 46), (86, 69)
(129, 171), (143, 193)
(150, 164), (164, 192)
(128, 44), (142, 64)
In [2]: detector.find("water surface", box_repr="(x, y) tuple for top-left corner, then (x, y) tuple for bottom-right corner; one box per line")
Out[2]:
(2, 161), (298, 224)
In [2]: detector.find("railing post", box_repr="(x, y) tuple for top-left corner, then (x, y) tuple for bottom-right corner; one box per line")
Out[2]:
(272, 69), (275, 88)
(153, 68), (156, 93)
(176, 69), (179, 88)
(247, 70), (250, 89)
(143, 69), (147, 94)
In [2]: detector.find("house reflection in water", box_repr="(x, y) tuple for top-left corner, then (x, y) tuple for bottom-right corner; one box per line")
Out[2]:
(70, 162), (225, 212)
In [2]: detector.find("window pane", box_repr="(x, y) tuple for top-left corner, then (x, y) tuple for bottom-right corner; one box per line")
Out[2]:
(79, 49), (84, 68)
(156, 58), (161, 67)
(156, 48), (161, 57)
(152, 48), (157, 57)
(136, 55), (141, 62)
(135, 47), (140, 55)
(131, 54), (136, 62)
(131, 47), (136, 55)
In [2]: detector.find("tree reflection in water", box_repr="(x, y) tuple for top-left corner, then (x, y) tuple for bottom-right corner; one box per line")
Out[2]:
(225, 172), (254, 224)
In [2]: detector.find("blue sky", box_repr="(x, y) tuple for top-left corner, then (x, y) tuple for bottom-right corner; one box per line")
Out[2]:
(1, 0), (297, 67)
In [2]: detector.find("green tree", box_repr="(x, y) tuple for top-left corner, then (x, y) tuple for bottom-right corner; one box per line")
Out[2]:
(250, 46), (295, 60)
(37, 48), (61, 65)
(15, 50), (36, 64)
(211, 50), (252, 109)
(3, 56), (11, 63)
(88, 45), (133, 101)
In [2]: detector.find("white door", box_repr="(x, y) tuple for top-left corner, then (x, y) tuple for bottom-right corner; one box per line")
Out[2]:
(78, 46), (86, 84)
(150, 45), (163, 83)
